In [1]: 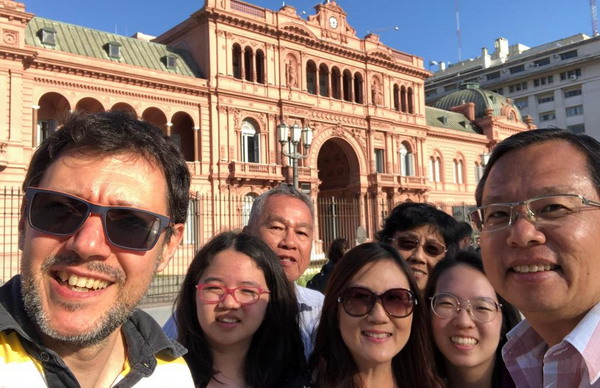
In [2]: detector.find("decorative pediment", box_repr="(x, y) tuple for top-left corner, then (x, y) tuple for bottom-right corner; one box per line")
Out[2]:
(367, 48), (393, 62)
(280, 24), (318, 40)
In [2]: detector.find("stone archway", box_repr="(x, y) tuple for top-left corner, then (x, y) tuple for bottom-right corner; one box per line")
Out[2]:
(316, 137), (362, 249)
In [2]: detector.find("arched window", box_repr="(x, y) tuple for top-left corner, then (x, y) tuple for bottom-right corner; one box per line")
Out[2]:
(331, 67), (341, 99)
(399, 142), (414, 176)
(319, 63), (329, 97)
(393, 84), (400, 111)
(241, 119), (260, 163)
(400, 86), (407, 112)
(408, 87), (414, 114)
(429, 156), (441, 182)
(354, 72), (363, 103)
(255, 49), (265, 84)
(232, 44), (242, 79)
(454, 159), (464, 184)
(241, 193), (256, 226)
(306, 61), (317, 95)
(244, 47), (253, 82)
(342, 69), (353, 102)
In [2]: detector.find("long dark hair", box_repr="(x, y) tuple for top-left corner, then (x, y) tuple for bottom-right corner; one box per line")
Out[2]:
(174, 231), (306, 387)
(310, 242), (442, 388)
(424, 250), (522, 387)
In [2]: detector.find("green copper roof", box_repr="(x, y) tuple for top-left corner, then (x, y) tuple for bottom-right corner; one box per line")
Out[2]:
(26, 17), (203, 78)
(425, 106), (479, 133)
(433, 83), (523, 121)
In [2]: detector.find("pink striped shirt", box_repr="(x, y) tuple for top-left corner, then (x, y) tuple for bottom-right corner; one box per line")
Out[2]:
(502, 302), (600, 387)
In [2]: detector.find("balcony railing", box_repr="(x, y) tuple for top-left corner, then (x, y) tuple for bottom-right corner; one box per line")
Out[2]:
(228, 161), (282, 182)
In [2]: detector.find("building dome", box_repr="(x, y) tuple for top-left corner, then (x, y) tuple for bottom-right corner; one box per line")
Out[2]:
(433, 82), (523, 121)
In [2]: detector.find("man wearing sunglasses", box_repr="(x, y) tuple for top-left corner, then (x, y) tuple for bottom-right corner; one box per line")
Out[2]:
(0, 111), (194, 387)
(474, 128), (600, 387)
(377, 202), (458, 293)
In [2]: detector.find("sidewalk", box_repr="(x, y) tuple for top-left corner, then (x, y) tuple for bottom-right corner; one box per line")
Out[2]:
(141, 302), (173, 327)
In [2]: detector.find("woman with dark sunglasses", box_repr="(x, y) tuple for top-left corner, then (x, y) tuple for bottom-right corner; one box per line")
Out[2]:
(377, 202), (459, 293)
(286, 242), (441, 388)
(425, 251), (521, 388)
(173, 231), (305, 387)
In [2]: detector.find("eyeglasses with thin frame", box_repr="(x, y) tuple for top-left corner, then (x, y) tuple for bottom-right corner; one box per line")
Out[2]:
(25, 187), (172, 251)
(386, 236), (447, 257)
(469, 193), (600, 233)
(196, 283), (270, 306)
(338, 286), (417, 318)
(430, 293), (502, 323)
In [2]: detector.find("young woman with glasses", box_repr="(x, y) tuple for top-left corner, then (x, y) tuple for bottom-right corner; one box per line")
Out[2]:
(425, 250), (521, 388)
(286, 242), (441, 388)
(173, 231), (305, 387)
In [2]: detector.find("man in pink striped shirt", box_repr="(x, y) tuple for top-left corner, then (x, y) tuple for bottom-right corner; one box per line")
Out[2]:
(470, 128), (600, 387)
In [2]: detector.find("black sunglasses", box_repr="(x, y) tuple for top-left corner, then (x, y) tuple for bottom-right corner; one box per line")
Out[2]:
(338, 286), (417, 318)
(25, 187), (172, 251)
(388, 236), (446, 257)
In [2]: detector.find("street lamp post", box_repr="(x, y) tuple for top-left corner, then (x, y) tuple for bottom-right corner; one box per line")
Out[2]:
(277, 121), (313, 188)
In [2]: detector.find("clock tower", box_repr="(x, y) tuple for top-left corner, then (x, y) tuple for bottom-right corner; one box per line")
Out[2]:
(306, 0), (355, 43)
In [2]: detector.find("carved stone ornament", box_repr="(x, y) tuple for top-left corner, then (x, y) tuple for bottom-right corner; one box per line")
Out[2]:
(3, 30), (17, 45)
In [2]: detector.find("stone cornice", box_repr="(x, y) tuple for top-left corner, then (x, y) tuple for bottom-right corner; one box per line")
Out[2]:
(34, 76), (203, 107)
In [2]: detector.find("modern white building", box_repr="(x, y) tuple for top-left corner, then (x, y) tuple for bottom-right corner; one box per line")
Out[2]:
(425, 34), (600, 139)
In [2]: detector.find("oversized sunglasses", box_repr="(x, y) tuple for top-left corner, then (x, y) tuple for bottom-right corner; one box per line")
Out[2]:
(25, 187), (171, 251)
(338, 286), (417, 318)
(196, 283), (270, 306)
(387, 236), (446, 257)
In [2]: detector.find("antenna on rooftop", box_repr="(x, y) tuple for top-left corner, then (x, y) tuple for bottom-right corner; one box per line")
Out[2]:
(455, 0), (462, 61)
(591, 0), (599, 36)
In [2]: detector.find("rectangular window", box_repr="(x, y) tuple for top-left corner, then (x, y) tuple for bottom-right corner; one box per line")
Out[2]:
(509, 82), (527, 93)
(564, 87), (582, 98)
(533, 76), (553, 87)
(509, 65), (525, 74)
(444, 84), (457, 92)
(537, 93), (554, 104)
(567, 124), (585, 134)
(41, 28), (57, 46)
(539, 111), (556, 122)
(560, 69), (581, 81)
(533, 57), (550, 67)
(486, 71), (500, 80)
(37, 120), (56, 146)
(426, 90), (438, 98)
(566, 105), (584, 117)
(492, 88), (504, 95)
(514, 98), (528, 110)
(560, 50), (578, 60)
(375, 149), (385, 173)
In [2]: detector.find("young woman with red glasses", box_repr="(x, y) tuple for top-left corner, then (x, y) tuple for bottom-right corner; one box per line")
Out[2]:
(173, 232), (305, 387)
(286, 243), (441, 388)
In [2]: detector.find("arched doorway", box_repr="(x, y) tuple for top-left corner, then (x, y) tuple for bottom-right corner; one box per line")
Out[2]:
(316, 138), (361, 249)
(37, 92), (71, 146)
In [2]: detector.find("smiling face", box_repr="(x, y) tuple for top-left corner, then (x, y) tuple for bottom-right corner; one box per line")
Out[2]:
(19, 151), (183, 346)
(390, 225), (446, 292)
(338, 259), (413, 372)
(249, 194), (313, 282)
(196, 248), (269, 352)
(480, 140), (600, 342)
(431, 265), (502, 374)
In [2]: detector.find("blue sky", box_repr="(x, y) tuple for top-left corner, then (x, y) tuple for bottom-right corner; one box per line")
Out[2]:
(24, 0), (592, 69)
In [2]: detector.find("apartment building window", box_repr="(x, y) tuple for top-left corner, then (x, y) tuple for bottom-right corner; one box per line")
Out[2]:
(509, 82), (528, 93)
(375, 149), (385, 173)
(537, 93), (554, 104)
(492, 88), (504, 95)
(514, 98), (528, 110)
(533, 57), (550, 67)
(566, 105), (583, 117)
(426, 89), (438, 98)
(567, 124), (585, 134)
(564, 87), (582, 98)
(560, 69), (581, 81)
(533, 75), (553, 87)
(509, 64), (525, 74)
(539, 111), (556, 122)
(444, 84), (457, 92)
(560, 50), (578, 60)
(486, 71), (500, 80)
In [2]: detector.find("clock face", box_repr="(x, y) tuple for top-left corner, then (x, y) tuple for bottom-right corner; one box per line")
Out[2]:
(329, 16), (338, 29)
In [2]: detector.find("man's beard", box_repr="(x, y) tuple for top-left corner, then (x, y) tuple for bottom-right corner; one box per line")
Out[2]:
(21, 253), (160, 348)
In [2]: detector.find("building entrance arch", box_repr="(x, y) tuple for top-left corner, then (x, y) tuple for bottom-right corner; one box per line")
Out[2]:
(316, 137), (362, 250)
